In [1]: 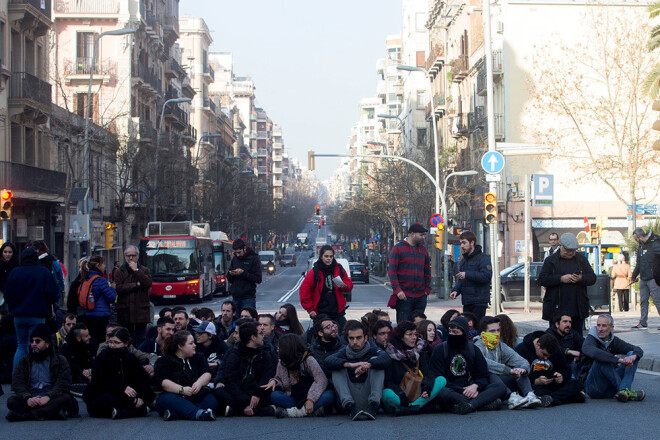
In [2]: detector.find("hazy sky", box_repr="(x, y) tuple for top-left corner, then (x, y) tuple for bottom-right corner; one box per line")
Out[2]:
(180, 0), (403, 181)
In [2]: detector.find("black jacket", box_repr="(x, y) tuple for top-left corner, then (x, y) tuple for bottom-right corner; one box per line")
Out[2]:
(227, 247), (262, 300)
(83, 347), (155, 404)
(545, 326), (584, 364)
(154, 353), (211, 389)
(325, 344), (390, 384)
(578, 327), (643, 384)
(309, 337), (345, 379)
(4, 249), (59, 318)
(196, 337), (228, 368)
(12, 349), (72, 400)
(632, 233), (660, 281)
(429, 340), (489, 392)
(451, 245), (492, 306)
(384, 346), (435, 403)
(59, 338), (97, 384)
(0, 242), (18, 292)
(515, 331), (572, 384)
(222, 342), (275, 405)
(538, 251), (596, 321)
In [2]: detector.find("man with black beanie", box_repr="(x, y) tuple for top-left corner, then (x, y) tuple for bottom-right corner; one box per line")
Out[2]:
(227, 239), (262, 320)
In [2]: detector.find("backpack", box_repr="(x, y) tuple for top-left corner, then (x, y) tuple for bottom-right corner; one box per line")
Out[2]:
(78, 275), (102, 311)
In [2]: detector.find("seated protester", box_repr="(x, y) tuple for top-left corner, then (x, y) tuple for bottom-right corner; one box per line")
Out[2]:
(373, 309), (391, 323)
(382, 321), (446, 416)
(416, 319), (442, 357)
(361, 312), (379, 339)
(258, 314), (280, 360)
(515, 331), (585, 407)
(325, 321), (391, 421)
(438, 309), (460, 343)
(98, 324), (157, 375)
(275, 303), (304, 336)
(371, 320), (392, 351)
(196, 307), (216, 322)
(496, 314), (520, 349)
(214, 300), (236, 342)
(264, 334), (334, 418)
(474, 316), (541, 409)
(412, 312), (427, 324)
(83, 327), (155, 419)
(6, 324), (78, 421)
(309, 314), (346, 380)
(173, 310), (195, 333)
(240, 306), (259, 321)
(579, 314), (645, 402)
(0, 311), (17, 384)
(460, 311), (479, 340)
(430, 317), (506, 415)
(546, 314), (584, 378)
(146, 308), (174, 340)
(193, 321), (228, 374)
(59, 323), (97, 385)
(212, 321), (276, 417)
(54, 314), (76, 351)
(153, 330), (218, 421)
(138, 317), (176, 357)
(226, 318), (253, 347)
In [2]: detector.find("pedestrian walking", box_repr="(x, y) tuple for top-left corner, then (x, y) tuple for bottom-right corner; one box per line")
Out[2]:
(630, 228), (660, 329)
(114, 245), (153, 347)
(610, 254), (632, 312)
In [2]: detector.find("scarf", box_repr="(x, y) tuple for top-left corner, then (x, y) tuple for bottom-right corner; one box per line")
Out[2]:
(481, 332), (500, 350)
(386, 339), (426, 363)
(346, 342), (371, 360)
(314, 259), (337, 277)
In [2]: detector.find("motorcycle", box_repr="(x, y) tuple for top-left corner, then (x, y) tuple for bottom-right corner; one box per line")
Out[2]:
(266, 261), (276, 275)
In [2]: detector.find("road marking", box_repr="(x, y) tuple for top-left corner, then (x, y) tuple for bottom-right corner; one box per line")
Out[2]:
(277, 275), (305, 303)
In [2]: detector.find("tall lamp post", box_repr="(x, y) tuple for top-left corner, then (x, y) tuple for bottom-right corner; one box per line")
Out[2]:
(191, 133), (222, 222)
(153, 97), (192, 221)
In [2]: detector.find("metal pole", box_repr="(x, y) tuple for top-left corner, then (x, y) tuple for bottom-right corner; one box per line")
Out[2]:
(428, 75), (443, 297)
(485, 0), (501, 315)
(524, 174), (531, 312)
(2, 221), (7, 243)
(82, 34), (100, 191)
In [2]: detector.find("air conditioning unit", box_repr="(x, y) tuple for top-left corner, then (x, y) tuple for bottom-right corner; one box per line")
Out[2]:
(28, 226), (44, 241)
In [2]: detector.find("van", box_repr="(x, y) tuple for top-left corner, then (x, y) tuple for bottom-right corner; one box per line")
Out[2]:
(258, 251), (276, 270)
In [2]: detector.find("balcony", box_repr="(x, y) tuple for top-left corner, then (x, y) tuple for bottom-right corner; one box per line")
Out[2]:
(181, 77), (195, 98)
(495, 113), (505, 140)
(163, 14), (180, 45)
(0, 161), (66, 197)
(450, 55), (469, 83)
(257, 166), (268, 175)
(132, 63), (162, 95)
(9, 72), (52, 121)
(272, 167), (283, 175)
(273, 179), (283, 187)
(273, 153), (283, 162)
(181, 125), (197, 147)
(451, 113), (468, 138)
(138, 120), (156, 143)
(426, 43), (445, 79)
(202, 98), (216, 114)
(164, 104), (189, 130)
(203, 64), (215, 82)
(257, 149), (268, 158)
(65, 58), (115, 85)
(9, 0), (51, 37)
(425, 92), (446, 120)
(165, 59), (185, 80)
(54, 0), (119, 15)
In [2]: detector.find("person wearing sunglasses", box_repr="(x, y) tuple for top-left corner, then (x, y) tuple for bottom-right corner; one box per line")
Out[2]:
(114, 245), (153, 348)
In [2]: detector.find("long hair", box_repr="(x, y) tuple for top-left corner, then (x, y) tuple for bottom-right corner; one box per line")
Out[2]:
(361, 312), (378, 338)
(416, 319), (436, 343)
(81, 255), (105, 280)
(495, 314), (519, 348)
(162, 330), (192, 356)
(0, 242), (19, 267)
(280, 303), (304, 336)
(278, 334), (307, 369)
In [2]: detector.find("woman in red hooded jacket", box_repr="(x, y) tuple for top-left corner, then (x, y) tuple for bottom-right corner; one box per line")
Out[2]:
(299, 245), (353, 332)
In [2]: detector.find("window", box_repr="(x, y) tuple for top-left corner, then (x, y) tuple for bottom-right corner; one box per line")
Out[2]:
(416, 90), (426, 108)
(416, 51), (426, 68)
(74, 93), (99, 122)
(0, 21), (5, 67)
(76, 32), (99, 73)
(417, 128), (427, 146)
(415, 13), (427, 32)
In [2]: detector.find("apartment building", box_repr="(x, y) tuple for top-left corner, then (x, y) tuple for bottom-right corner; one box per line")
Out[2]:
(272, 125), (284, 200)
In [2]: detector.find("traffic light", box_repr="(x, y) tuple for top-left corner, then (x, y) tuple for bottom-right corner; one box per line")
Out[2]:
(590, 222), (598, 244)
(434, 232), (444, 250)
(315, 205), (320, 216)
(104, 222), (115, 250)
(0, 189), (12, 220)
(653, 100), (660, 151)
(484, 192), (497, 224)
(308, 150), (315, 171)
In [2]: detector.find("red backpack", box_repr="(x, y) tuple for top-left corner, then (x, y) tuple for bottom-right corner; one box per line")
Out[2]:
(78, 275), (102, 311)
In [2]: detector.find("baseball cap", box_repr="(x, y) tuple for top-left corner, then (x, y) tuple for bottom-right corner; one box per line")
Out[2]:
(559, 232), (579, 251)
(193, 321), (217, 336)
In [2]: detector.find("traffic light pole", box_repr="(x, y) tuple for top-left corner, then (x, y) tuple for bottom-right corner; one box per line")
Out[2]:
(2, 221), (6, 243)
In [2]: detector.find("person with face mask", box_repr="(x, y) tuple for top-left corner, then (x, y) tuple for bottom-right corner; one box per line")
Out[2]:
(83, 327), (155, 419)
(474, 316), (542, 409)
(430, 317), (506, 415)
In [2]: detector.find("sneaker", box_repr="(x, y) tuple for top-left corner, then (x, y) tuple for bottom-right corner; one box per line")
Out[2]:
(615, 390), (629, 402)
(255, 405), (276, 417)
(363, 401), (379, 420)
(344, 402), (360, 421)
(312, 406), (325, 417)
(625, 389), (646, 402)
(541, 395), (553, 407)
(631, 322), (648, 329)
(575, 390), (587, 403)
(481, 398), (502, 411)
(111, 408), (118, 420)
(70, 383), (87, 398)
(275, 407), (287, 418)
(451, 402), (475, 415)
(224, 406), (233, 417)
(162, 409), (174, 421)
(196, 409), (216, 421)
(522, 392), (542, 409)
(507, 392), (526, 410)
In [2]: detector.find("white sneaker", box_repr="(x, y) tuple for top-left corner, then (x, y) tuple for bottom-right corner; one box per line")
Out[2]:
(285, 407), (308, 418)
(522, 392), (542, 408)
(507, 392), (526, 410)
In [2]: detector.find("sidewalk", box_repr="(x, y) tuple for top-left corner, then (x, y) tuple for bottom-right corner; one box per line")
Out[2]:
(368, 274), (660, 372)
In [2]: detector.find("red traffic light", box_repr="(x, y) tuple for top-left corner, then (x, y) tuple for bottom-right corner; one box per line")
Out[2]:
(1, 190), (11, 200)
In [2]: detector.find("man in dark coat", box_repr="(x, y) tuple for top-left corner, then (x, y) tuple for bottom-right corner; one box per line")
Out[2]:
(538, 233), (596, 328)
(226, 239), (262, 320)
(113, 245), (153, 347)
(630, 228), (660, 329)
(546, 313), (584, 378)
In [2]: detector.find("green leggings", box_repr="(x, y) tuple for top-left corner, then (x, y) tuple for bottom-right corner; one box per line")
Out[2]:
(382, 376), (447, 408)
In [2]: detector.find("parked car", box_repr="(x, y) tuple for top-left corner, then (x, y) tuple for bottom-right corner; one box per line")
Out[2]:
(499, 262), (545, 302)
(280, 254), (297, 267)
(349, 262), (369, 284)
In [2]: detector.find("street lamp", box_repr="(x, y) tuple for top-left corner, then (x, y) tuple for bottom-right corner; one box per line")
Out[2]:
(191, 133), (222, 222)
(153, 97), (192, 221)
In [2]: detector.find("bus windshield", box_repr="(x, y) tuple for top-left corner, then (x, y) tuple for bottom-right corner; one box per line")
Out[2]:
(140, 239), (199, 276)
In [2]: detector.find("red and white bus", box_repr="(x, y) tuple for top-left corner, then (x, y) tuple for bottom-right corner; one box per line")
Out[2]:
(139, 221), (215, 303)
(211, 230), (231, 296)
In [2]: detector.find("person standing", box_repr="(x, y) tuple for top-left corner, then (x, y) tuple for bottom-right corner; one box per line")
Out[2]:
(80, 256), (117, 345)
(114, 245), (153, 347)
(630, 228), (660, 329)
(4, 248), (59, 368)
(387, 223), (431, 323)
(449, 231), (493, 325)
(543, 232), (560, 260)
(226, 239), (262, 319)
(299, 245), (353, 332)
(610, 254), (632, 312)
(538, 233), (596, 328)
(0, 242), (19, 309)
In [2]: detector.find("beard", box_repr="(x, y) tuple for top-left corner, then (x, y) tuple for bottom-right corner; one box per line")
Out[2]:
(30, 347), (50, 361)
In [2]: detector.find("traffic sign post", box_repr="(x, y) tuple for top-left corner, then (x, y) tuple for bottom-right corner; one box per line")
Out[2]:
(481, 151), (505, 174)
(429, 213), (444, 228)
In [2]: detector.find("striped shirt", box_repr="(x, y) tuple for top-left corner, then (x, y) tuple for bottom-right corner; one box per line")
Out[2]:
(388, 239), (431, 298)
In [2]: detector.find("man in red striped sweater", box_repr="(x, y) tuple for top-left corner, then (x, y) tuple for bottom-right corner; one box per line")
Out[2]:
(388, 223), (432, 323)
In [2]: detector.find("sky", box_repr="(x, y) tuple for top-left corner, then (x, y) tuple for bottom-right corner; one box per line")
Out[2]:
(180, 0), (403, 181)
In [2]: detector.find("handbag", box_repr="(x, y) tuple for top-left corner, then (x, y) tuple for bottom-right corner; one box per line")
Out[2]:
(399, 359), (423, 402)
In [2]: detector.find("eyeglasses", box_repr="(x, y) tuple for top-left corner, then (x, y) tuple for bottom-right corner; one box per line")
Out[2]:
(323, 324), (338, 330)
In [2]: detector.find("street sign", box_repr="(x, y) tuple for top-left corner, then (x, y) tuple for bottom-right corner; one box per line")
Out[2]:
(375, 233), (381, 241)
(481, 151), (505, 174)
(485, 174), (501, 182)
(429, 213), (444, 227)
(532, 174), (554, 206)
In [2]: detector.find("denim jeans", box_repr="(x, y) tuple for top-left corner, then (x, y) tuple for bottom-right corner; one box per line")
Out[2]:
(233, 297), (256, 320)
(585, 351), (638, 398)
(155, 392), (219, 420)
(13, 316), (45, 368)
(270, 389), (335, 411)
(395, 295), (428, 323)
